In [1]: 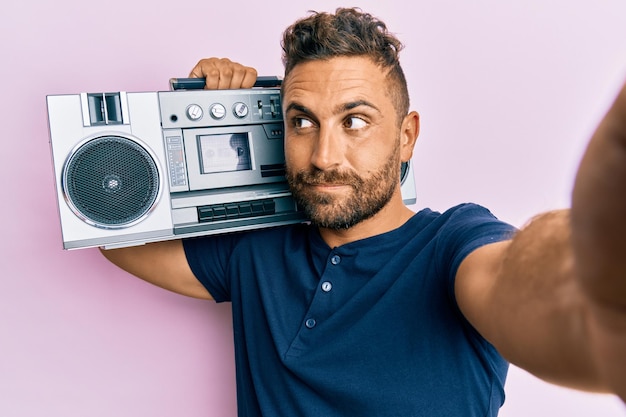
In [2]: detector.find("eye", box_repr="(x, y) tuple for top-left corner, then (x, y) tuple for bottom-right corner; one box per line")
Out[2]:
(343, 116), (368, 130)
(293, 117), (315, 129)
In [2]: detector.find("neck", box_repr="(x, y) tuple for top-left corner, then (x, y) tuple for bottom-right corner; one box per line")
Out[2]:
(317, 193), (414, 248)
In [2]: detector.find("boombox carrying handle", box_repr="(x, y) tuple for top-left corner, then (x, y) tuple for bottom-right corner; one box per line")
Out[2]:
(169, 76), (283, 91)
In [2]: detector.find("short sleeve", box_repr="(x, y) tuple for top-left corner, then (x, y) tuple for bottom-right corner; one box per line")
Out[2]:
(434, 203), (517, 307)
(182, 233), (242, 302)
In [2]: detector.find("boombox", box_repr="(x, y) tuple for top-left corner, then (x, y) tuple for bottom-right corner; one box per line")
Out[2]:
(46, 78), (417, 250)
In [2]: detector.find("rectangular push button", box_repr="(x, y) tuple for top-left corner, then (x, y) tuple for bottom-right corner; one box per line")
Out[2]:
(198, 207), (214, 222)
(212, 206), (226, 221)
(197, 199), (277, 223)
(238, 203), (252, 217)
(251, 202), (264, 214)
(226, 205), (239, 218)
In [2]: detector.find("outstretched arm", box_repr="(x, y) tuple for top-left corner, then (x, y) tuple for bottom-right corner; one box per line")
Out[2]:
(455, 81), (626, 399)
(571, 81), (626, 399)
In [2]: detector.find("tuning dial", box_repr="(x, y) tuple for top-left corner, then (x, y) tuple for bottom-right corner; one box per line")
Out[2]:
(233, 102), (249, 118)
(210, 103), (226, 120)
(186, 104), (203, 121)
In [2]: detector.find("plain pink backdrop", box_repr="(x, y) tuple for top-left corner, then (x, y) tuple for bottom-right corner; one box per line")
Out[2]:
(1, 0), (625, 416)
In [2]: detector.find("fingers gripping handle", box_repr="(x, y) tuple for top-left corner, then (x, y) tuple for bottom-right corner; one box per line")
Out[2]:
(169, 76), (283, 91)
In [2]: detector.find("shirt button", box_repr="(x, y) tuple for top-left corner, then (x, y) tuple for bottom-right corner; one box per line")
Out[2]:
(305, 318), (317, 329)
(321, 281), (333, 292)
(330, 255), (341, 265)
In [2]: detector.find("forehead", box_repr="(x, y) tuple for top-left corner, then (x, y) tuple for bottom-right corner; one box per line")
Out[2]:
(282, 56), (392, 108)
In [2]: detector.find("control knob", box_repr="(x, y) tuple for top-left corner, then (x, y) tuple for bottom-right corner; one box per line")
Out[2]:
(186, 104), (203, 121)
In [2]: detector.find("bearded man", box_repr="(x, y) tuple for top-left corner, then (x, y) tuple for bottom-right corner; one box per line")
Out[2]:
(102, 7), (626, 416)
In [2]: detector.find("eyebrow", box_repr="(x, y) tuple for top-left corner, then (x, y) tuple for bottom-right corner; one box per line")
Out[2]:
(285, 102), (312, 115)
(285, 100), (381, 116)
(341, 100), (380, 113)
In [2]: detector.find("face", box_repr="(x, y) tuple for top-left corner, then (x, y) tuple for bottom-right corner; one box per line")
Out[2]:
(282, 56), (410, 230)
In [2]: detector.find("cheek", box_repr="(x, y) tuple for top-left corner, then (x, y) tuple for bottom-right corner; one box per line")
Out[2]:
(346, 142), (392, 174)
(284, 137), (307, 167)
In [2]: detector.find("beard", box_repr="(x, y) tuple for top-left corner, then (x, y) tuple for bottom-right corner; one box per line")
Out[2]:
(285, 145), (401, 230)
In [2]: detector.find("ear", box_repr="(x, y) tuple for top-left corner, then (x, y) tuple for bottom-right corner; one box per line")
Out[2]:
(400, 111), (420, 162)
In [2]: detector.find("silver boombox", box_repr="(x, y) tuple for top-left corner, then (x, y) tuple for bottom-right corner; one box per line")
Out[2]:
(47, 77), (417, 250)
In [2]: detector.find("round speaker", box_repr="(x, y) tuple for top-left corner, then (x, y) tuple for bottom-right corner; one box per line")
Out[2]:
(62, 134), (161, 229)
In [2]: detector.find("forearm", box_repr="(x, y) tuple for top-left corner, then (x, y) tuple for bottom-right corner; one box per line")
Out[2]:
(100, 240), (212, 300)
(488, 211), (606, 391)
(571, 82), (626, 308)
(571, 82), (626, 399)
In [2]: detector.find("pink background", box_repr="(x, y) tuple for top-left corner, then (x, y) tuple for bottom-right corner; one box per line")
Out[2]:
(1, 0), (625, 416)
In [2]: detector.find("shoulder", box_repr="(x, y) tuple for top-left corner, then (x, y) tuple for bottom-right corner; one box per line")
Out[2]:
(415, 203), (516, 305)
(182, 223), (313, 301)
(437, 203), (507, 224)
(412, 203), (516, 243)
(183, 222), (312, 257)
(414, 203), (505, 224)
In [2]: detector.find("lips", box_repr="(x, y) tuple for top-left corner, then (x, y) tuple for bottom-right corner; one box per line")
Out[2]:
(308, 182), (353, 191)
(286, 168), (363, 200)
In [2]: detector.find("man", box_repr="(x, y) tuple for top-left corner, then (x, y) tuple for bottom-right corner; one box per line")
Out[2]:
(102, 8), (626, 416)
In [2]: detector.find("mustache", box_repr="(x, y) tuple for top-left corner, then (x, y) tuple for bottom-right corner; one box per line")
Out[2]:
(289, 169), (364, 188)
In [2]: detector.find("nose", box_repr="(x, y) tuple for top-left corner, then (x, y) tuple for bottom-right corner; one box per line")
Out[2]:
(310, 126), (343, 171)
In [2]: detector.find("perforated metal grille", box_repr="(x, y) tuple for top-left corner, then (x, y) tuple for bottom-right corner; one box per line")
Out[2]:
(63, 135), (160, 228)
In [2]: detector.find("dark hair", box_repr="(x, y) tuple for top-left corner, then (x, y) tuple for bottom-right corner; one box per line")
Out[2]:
(281, 7), (410, 121)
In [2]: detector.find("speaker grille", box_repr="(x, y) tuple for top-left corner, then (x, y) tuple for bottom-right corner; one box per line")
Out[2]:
(63, 135), (160, 229)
